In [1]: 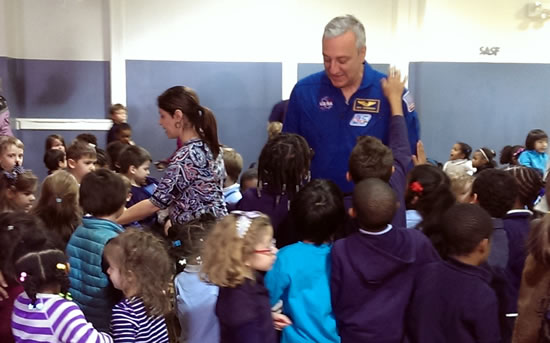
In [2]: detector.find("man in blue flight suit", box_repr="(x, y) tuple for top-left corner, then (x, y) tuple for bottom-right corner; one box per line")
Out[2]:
(283, 15), (419, 193)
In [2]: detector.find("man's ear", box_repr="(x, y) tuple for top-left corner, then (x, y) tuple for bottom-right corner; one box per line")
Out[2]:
(346, 171), (352, 182)
(348, 207), (357, 218)
(67, 158), (76, 169)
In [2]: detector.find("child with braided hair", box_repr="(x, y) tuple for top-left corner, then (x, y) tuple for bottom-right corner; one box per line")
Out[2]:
(235, 133), (312, 247)
(11, 242), (113, 342)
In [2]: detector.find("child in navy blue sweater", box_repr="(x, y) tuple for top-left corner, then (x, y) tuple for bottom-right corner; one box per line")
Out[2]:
(406, 203), (501, 343)
(331, 178), (439, 343)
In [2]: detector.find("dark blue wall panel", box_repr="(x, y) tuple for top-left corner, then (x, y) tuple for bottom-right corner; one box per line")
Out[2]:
(409, 62), (550, 164)
(298, 62), (390, 81)
(126, 60), (282, 176)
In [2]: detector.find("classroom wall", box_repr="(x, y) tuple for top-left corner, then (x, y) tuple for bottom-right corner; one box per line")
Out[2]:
(2, 0), (550, 180)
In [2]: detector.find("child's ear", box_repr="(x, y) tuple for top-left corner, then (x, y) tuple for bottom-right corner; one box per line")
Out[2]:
(67, 158), (76, 169)
(391, 165), (395, 175)
(471, 193), (479, 204)
(5, 187), (15, 200)
(129, 165), (137, 175)
(348, 207), (357, 218)
(346, 172), (352, 182)
(477, 238), (490, 259)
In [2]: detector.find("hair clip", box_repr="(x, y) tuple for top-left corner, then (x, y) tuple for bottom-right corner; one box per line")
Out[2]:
(231, 211), (262, 238)
(28, 302), (44, 310)
(195, 256), (202, 265)
(6, 225), (14, 231)
(199, 238), (204, 242)
(198, 109), (203, 117)
(513, 148), (525, 157)
(19, 272), (27, 283)
(55, 197), (62, 203)
(172, 240), (182, 247)
(410, 181), (424, 194)
(178, 258), (187, 266)
(56, 263), (66, 270)
(58, 292), (73, 301)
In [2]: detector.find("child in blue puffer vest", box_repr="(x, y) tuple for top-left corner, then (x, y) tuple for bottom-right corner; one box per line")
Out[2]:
(66, 169), (128, 332)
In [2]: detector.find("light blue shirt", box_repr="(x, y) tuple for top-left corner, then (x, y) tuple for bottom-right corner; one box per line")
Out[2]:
(406, 209), (422, 229)
(223, 183), (242, 205)
(265, 242), (340, 343)
(175, 265), (220, 343)
(519, 150), (548, 176)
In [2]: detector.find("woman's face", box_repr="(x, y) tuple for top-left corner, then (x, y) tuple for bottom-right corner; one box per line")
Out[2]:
(158, 108), (179, 139)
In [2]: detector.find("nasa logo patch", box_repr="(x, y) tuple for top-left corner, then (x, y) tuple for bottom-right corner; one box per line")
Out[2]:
(319, 96), (334, 111)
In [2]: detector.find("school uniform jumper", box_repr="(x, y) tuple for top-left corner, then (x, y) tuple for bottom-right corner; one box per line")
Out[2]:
(283, 62), (419, 193)
(330, 225), (440, 343)
(216, 272), (276, 343)
(406, 258), (501, 343)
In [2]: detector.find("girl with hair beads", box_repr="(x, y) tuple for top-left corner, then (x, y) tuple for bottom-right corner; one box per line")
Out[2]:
(0, 168), (37, 213)
(472, 147), (497, 174)
(168, 214), (220, 343)
(31, 171), (81, 247)
(11, 244), (113, 342)
(0, 212), (48, 343)
(519, 129), (548, 176)
(0, 136), (24, 172)
(236, 133), (312, 247)
(104, 228), (172, 343)
(45, 134), (66, 152)
(202, 212), (288, 343)
(405, 164), (456, 233)
(443, 141), (475, 176)
(265, 179), (345, 343)
(500, 145), (524, 168)
(117, 86), (227, 227)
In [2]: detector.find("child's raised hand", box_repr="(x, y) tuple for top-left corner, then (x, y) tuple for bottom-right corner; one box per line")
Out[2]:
(272, 313), (292, 331)
(381, 66), (407, 103)
(412, 140), (427, 166)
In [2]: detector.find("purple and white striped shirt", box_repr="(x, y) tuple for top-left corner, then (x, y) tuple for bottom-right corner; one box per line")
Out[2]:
(11, 292), (113, 343)
(111, 297), (169, 343)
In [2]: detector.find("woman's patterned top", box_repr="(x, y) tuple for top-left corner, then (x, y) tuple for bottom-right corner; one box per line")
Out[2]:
(151, 138), (227, 224)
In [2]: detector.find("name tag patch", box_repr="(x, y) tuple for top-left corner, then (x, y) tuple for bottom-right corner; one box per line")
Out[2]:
(349, 113), (372, 127)
(353, 98), (380, 113)
(403, 91), (415, 112)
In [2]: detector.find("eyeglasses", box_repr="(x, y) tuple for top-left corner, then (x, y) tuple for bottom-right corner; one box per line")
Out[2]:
(254, 239), (277, 255)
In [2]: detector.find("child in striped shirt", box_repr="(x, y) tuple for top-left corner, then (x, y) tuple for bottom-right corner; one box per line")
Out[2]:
(104, 228), (172, 343)
(11, 246), (113, 342)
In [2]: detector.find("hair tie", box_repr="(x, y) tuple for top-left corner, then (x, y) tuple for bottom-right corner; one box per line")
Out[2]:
(231, 211), (262, 238)
(28, 302), (44, 310)
(513, 148), (525, 158)
(19, 272), (27, 283)
(58, 292), (72, 301)
(410, 181), (424, 195)
(198, 108), (203, 117)
(56, 263), (66, 271)
(55, 197), (62, 203)
(178, 258), (187, 266)
(3, 166), (24, 185)
(478, 148), (489, 162)
(6, 225), (14, 231)
(172, 240), (182, 247)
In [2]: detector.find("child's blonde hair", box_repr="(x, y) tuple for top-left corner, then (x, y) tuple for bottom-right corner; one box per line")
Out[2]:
(267, 121), (283, 140)
(31, 171), (81, 245)
(0, 136), (23, 154)
(104, 228), (173, 316)
(201, 212), (273, 287)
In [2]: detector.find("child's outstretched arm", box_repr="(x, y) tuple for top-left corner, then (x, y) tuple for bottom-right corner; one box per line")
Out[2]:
(52, 301), (113, 343)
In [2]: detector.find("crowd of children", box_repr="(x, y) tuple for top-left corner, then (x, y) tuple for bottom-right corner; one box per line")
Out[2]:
(0, 69), (549, 343)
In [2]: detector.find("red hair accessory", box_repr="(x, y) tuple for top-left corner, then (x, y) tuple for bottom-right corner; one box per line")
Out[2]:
(410, 181), (424, 194)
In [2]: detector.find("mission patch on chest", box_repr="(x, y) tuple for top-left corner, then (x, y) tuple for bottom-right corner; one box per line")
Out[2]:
(353, 99), (380, 113)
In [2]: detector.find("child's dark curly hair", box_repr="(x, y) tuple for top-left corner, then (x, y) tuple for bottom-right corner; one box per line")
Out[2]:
(472, 169), (518, 218)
